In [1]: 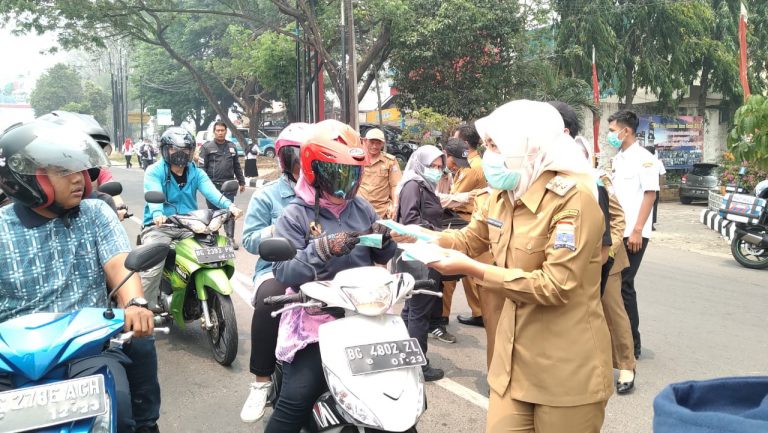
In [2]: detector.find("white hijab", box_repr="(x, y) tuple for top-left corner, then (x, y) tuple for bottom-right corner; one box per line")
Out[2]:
(395, 145), (444, 196)
(475, 100), (596, 199)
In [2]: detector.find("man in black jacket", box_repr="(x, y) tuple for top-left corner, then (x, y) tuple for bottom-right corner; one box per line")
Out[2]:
(199, 121), (246, 249)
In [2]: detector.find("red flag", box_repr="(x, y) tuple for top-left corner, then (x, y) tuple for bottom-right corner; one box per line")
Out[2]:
(739, 2), (751, 100)
(591, 45), (600, 165)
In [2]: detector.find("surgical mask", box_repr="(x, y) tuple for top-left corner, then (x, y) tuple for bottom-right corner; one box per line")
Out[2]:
(483, 151), (521, 190)
(422, 167), (443, 184)
(168, 149), (191, 167)
(607, 131), (623, 148)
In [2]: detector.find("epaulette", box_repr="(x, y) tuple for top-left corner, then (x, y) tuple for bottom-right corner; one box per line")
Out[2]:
(545, 175), (576, 196)
(382, 152), (396, 161)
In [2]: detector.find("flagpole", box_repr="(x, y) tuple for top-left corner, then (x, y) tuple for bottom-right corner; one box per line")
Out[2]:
(592, 45), (600, 168)
(739, 2), (751, 101)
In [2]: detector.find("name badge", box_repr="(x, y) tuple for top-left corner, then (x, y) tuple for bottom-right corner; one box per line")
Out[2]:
(487, 218), (503, 228)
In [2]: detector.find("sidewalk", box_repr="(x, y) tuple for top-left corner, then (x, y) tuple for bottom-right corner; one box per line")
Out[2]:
(652, 202), (731, 258)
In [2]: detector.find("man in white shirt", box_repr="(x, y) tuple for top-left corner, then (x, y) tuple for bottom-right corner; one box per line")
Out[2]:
(608, 110), (659, 360)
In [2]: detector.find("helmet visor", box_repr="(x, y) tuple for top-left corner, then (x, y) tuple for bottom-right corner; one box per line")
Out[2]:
(279, 145), (300, 173)
(5, 125), (110, 176)
(311, 160), (363, 200)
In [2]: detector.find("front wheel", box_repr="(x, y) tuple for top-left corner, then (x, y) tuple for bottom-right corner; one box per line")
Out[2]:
(679, 196), (693, 205)
(264, 148), (276, 158)
(730, 229), (768, 269)
(206, 288), (238, 366)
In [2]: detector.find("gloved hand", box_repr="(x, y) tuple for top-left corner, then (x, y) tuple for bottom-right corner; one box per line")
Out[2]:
(370, 222), (392, 246)
(314, 231), (361, 262)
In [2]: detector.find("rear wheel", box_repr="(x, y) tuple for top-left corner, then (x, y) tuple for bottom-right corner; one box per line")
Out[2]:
(679, 196), (693, 204)
(264, 148), (276, 158)
(206, 288), (238, 366)
(730, 229), (768, 269)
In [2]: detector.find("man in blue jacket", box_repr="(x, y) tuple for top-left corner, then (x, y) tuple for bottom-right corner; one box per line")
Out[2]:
(141, 127), (243, 310)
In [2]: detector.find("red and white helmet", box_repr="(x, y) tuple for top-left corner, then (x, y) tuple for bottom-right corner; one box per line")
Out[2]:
(300, 120), (367, 200)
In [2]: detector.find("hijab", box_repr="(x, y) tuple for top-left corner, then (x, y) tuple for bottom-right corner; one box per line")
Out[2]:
(475, 99), (596, 199)
(294, 173), (348, 218)
(395, 145), (445, 196)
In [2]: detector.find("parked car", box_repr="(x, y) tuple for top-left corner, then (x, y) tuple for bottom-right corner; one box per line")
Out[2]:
(359, 123), (419, 167)
(679, 163), (720, 204)
(253, 130), (278, 157)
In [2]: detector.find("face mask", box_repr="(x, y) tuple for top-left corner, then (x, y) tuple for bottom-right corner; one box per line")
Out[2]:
(483, 151), (521, 190)
(422, 167), (443, 184)
(607, 130), (624, 148)
(169, 149), (190, 167)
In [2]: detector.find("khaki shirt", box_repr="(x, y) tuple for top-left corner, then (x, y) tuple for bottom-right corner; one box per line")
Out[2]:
(359, 152), (401, 218)
(438, 171), (613, 406)
(450, 150), (487, 219)
(602, 175), (629, 275)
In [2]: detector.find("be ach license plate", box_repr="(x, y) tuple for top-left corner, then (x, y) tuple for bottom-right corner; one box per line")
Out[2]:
(194, 245), (236, 264)
(0, 375), (107, 433)
(345, 338), (426, 375)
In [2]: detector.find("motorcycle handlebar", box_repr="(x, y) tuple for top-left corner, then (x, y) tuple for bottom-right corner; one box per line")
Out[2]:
(263, 293), (304, 306)
(413, 279), (437, 291)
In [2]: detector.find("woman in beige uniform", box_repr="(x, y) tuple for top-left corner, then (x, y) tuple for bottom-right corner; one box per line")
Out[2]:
(422, 100), (613, 432)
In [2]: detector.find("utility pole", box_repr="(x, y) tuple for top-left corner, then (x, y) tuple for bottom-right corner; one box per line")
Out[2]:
(139, 75), (144, 141)
(344, 0), (358, 129)
(375, 68), (383, 129)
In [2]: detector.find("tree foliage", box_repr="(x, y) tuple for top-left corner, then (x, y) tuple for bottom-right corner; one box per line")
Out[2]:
(728, 95), (768, 169)
(29, 63), (110, 123)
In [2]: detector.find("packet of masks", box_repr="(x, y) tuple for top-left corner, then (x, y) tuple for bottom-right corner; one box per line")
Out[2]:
(375, 219), (438, 242)
(399, 241), (452, 264)
(358, 233), (383, 249)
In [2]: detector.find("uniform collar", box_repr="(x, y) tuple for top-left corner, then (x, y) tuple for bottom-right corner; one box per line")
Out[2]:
(468, 149), (480, 160)
(519, 171), (557, 213)
(618, 140), (639, 157)
(368, 152), (385, 164)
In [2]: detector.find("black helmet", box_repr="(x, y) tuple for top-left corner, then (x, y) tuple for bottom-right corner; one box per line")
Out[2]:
(37, 111), (113, 155)
(159, 127), (195, 166)
(0, 121), (109, 209)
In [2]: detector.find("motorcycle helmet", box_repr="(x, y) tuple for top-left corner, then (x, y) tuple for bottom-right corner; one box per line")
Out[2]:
(275, 122), (311, 182)
(756, 179), (768, 199)
(0, 121), (108, 210)
(37, 111), (113, 154)
(159, 127), (195, 167)
(301, 119), (367, 200)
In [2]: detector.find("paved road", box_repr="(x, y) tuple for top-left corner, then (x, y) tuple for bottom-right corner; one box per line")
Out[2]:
(112, 167), (767, 432)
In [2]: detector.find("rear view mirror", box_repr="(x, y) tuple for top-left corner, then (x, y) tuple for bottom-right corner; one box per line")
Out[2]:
(145, 191), (166, 204)
(221, 180), (239, 193)
(98, 181), (123, 197)
(259, 238), (297, 262)
(125, 243), (170, 272)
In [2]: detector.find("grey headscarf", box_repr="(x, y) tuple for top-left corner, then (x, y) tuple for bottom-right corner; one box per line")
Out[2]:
(395, 145), (445, 195)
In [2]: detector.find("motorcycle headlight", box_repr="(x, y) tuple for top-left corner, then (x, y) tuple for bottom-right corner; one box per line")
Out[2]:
(178, 217), (208, 234)
(407, 143), (418, 150)
(324, 367), (382, 428)
(208, 213), (227, 232)
(341, 283), (393, 316)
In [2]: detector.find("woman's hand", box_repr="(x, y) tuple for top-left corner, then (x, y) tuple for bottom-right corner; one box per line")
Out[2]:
(427, 249), (484, 278)
(391, 232), (417, 244)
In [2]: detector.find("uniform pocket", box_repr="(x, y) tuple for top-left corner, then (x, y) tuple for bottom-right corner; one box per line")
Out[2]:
(488, 225), (503, 244)
(511, 235), (548, 271)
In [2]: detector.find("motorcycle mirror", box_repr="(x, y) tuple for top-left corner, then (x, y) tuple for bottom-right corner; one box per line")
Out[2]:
(125, 243), (170, 272)
(221, 180), (240, 193)
(259, 238), (297, 262)
(98, 181), (123, 197)
(145, 191), (167, 204)
(739, 167), (747, 176)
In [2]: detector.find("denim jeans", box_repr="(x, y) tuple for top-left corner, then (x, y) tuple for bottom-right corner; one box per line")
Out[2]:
(122, 336), (161, 429)
(265, 344), (326, 433)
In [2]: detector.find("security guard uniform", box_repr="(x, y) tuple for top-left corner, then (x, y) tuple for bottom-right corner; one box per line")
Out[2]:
(359, 151), (401, 218)
(437, 171), (613, 432)
(442, 149), (488, 321)
(600, 175), (635, 372)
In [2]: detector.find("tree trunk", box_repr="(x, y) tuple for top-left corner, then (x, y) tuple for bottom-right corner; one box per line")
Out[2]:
(698, 60), (711, 116)
(622, 59), (635, 109)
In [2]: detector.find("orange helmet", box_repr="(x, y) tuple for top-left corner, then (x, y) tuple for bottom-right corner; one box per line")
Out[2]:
(301, 120), (367, 200)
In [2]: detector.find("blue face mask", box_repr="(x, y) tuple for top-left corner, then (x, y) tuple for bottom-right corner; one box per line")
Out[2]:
(482, 151), (521, 190)
(422, 167), (443, 184)
(607, 130), (623, 148)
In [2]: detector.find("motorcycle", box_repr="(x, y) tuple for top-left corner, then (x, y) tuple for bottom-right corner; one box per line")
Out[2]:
(0, 243), (169, 433)
(259, 238), (440, 433)
(97, 181), (133, 221)
(720, 167), (768, 269)
(141, 180), (239, 366)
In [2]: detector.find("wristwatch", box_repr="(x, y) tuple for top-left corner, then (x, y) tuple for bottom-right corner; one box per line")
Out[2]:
(125, 297), (150, 310)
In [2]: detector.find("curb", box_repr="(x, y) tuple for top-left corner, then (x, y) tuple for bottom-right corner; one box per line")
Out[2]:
(700, 209), (735, 241)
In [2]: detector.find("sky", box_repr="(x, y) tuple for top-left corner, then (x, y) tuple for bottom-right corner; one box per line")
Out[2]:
(0, 26), (69, 84)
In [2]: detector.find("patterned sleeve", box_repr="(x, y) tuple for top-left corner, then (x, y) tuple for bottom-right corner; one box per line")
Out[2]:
(90, 201), (132, 266)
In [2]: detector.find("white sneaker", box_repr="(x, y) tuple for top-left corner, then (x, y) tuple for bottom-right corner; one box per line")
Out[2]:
(240, 381), (271, 423)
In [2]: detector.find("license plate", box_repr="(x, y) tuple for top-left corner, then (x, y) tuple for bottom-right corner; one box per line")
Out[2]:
(345, 338), (427, 375)
(194, 245), (235, 264)
(0, 375), (107, 433)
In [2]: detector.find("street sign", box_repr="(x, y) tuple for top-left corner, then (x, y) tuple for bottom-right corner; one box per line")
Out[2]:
(127, 111), (145, 124)
(157, 109), (173, 126)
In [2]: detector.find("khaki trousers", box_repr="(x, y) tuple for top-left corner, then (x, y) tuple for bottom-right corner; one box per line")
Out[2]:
(442, 277), (483, 318)
(601, 272), (636, 371)
(486, 390), (606, 433)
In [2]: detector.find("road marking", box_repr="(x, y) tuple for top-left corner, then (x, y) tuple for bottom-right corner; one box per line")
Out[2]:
(125, 217), (488, 412)
(130, 216), (143, 226)
(434, 377), (489, 410)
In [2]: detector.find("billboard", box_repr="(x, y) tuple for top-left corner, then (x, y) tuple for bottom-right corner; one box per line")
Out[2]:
(636, 115), (704, 170)
(156, 109), (173, 126)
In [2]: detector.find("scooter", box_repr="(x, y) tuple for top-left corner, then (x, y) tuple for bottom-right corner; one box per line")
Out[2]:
(259, 238), (440, 433)
(0, 243), (169, 433)
(720, 167), (768, 269)
(141, 180), (239, 366)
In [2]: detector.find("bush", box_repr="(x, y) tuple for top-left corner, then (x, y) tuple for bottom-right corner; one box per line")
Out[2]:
(727, 96), (768, 171)
(719, 151), (768, 193)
